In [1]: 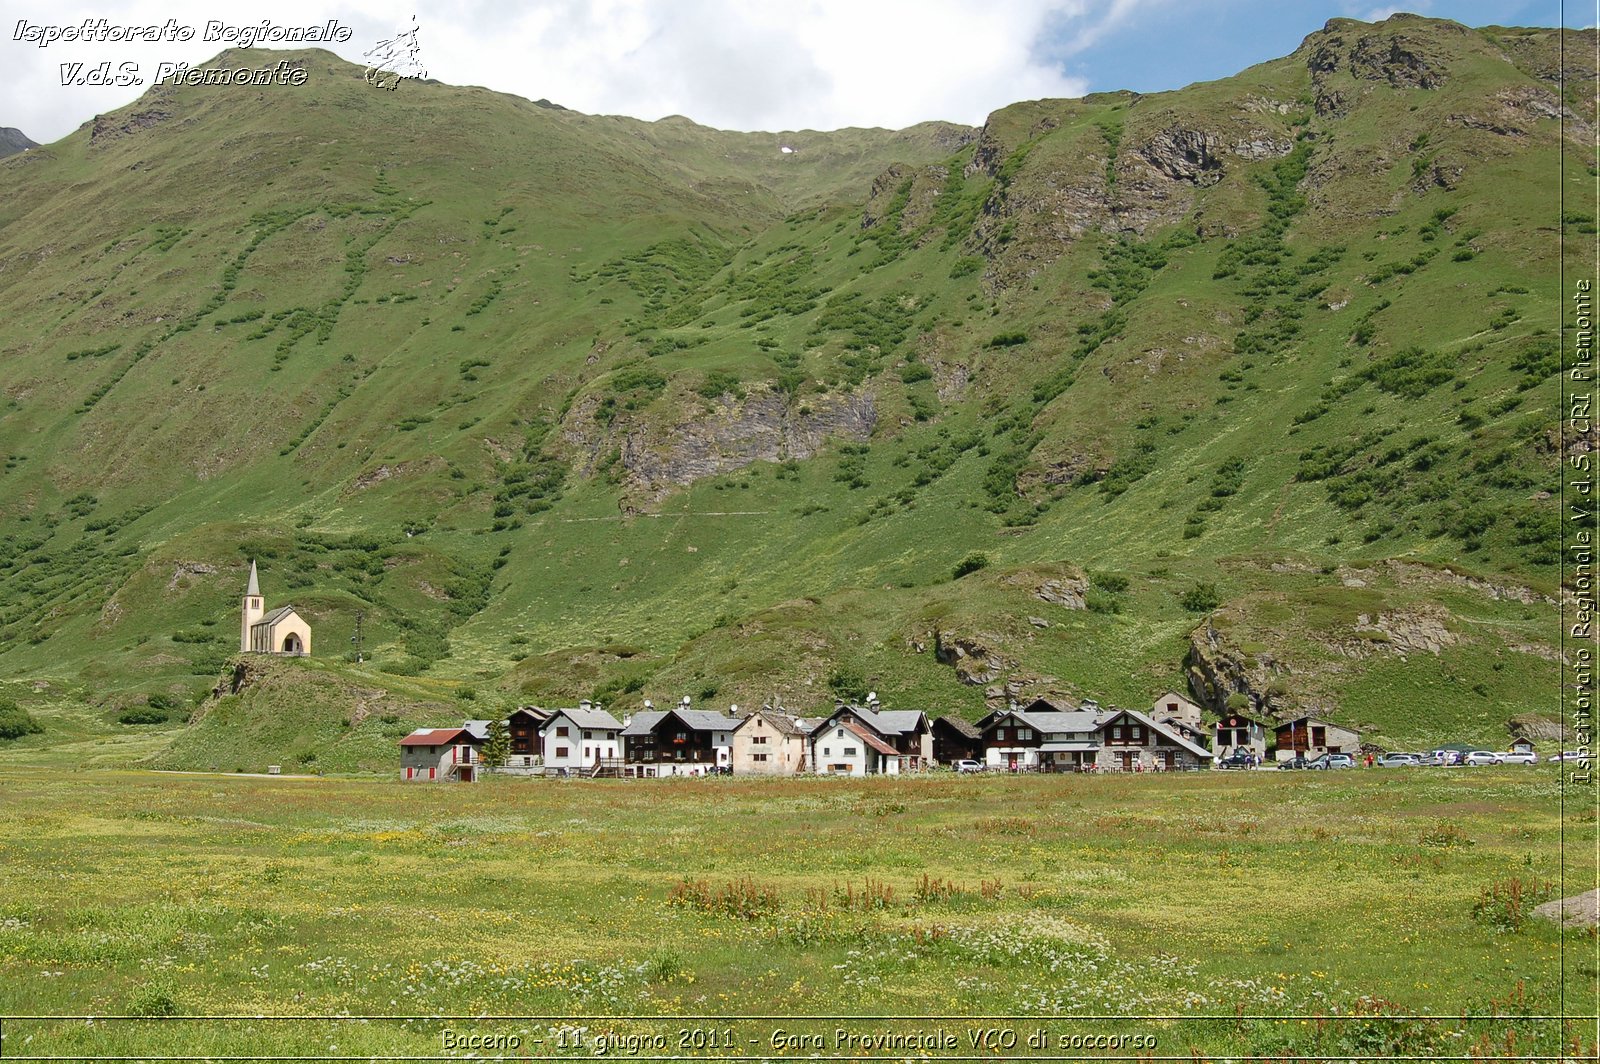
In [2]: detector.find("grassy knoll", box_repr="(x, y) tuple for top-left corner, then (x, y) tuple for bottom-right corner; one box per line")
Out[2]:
(0, 766), (1592, 1058)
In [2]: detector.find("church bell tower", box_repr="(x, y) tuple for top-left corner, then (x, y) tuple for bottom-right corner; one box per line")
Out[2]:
(240, 560), (264, 652)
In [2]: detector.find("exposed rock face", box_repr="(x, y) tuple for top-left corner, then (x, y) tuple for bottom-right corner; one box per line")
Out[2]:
(933, 628), (1013, 686)
(1349, 607), (1457, 656)
(1306, 21), (1450, 115)
(1034, 577), (1088, 610)
(0, 127), (37, 159)
(166, 561), (216, 593)
(567, 385), (875, 505)
(1187, 620), (1292, 715)
(1508, 713), (1568, 744)
(1350, 34), (1446, 89)
(90, 110), (173, 144)
(1139, 128), (1225, 186)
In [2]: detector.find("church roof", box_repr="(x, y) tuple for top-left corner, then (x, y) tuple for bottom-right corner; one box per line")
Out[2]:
(246, 560), (260, 596)
(252, 605), (300, 629)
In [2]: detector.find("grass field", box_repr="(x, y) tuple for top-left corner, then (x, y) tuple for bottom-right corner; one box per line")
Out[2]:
(0, 764), (1594, 1059)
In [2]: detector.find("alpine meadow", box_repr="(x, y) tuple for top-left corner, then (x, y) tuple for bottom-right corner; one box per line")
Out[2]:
(0, 11), (1596, 1060)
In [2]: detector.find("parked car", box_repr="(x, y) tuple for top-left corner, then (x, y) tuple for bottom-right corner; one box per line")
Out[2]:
(1376, 752), (1421, 767)
(1310, 753), (1355, 770)
(1217, 750), (1255, 770)
(1499, 750), (1538, 765)
(1551, 751), (1591, 763)
(952, 759), (985, 773)
(1462, 750), (1502, 766)
(1278, 755), (1313, 770)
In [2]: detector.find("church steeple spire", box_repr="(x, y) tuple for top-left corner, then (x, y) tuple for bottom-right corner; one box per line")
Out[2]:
(246, 559), (260, 597)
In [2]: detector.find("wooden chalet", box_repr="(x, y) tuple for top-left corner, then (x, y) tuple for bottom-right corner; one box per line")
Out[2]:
(621, 698), (738, 776)
(931, 714), (983, 764)
(1274, 716), (1360, 761)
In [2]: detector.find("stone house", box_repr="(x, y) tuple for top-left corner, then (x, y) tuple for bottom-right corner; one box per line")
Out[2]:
(931, 715), (983, 764)
(1213, 710), (1270, 760)
(979, 706), (1107, 772)
(731, 709), (815, 775)
(1096, 708), (1213, 771)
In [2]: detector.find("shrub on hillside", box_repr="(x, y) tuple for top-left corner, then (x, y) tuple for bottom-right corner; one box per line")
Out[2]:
(1178, 582), (1222, 613)
(0, 700), (43, 740)
(952, 553), (990, 579)
(118, 707), (169, 725)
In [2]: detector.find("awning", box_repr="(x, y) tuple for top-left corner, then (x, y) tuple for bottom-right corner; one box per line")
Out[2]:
(1039, 742), (1100, 752)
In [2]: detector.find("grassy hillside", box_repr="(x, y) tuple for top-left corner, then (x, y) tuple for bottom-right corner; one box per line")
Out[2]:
(0, 15), (1588, 766)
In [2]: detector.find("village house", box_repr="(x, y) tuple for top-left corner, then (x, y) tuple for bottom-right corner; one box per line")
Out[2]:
(931, 714), (983, 765)
(541, 701), (624, 773)
(730, 708), (816, 775)
(979, 701), (1106, 772)
(1213, 707), (1270, 760)
(239, 560), (311, 656)
(1096, 708), (1214, 771)
(1274, 716), (1361, 761)
(621, 698), (738, 776)
(505, 706), (550, 769)
(399, 727), (484, 782)
(1152, 691), (1205, 730)
(808, 696), (933, 775)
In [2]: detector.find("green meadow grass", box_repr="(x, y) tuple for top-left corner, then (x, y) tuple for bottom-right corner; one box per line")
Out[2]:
(0, 766), (1591, 1058)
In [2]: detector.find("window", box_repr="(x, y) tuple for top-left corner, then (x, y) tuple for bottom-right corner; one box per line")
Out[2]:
(555, 746), (569, 758)
(753, 735), (767, 745)
(822, 747), (831, 756)
(753, 753), (768, 763)
(997, 727), (1008, 740)
(583, 746), (591, 759)
(405, 767), (414, 779)
(1130, 726), (1143, 741)
(556, 726), (569, 737)
(1019, 728), (1033, 740)
(836, 728), (845, 738)
(428, 767), (436, 780)
(1112, 726), (1123, 740)
(584, 730), (594, 740)
(1312, 726), (1327, 746)
(844, 747), (857, 756)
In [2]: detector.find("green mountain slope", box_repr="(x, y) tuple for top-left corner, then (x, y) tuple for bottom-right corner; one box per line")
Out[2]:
(0, 15), (1587, 762)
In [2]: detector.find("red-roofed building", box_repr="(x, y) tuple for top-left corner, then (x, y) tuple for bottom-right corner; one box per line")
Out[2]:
(399, 727), (484, 782)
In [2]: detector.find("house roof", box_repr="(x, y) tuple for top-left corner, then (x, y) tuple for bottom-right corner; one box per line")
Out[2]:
(251, 604), (300, 629)
(399, 727), (475, 747)
(820, 705), (927, 737)
(933, 715), (982, 740)
(246, 559), (260, 596)
(841, 721), (897, 757)
(1110, 708), (1213, 759)
(1039, 741), (1101, 752)
(461, 720), (492, 740)
(621, 708), (738, 736)
(983, 709), (1105, 736)
(734, 710), (808, 738)
(547, 706), (624, 731)
(1276, 715), (1356, 733)
(1021, 696), (1078, 714)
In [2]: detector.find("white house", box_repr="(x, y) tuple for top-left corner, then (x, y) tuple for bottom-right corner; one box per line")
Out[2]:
(540, 701), (623, 772)
(621, 697), (738, 776)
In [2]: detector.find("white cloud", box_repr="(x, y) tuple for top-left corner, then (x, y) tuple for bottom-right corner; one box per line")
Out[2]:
(1, 0), (1119, 144)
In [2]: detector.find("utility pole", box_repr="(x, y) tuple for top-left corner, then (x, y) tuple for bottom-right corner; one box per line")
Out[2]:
(351, 610), (364, 664)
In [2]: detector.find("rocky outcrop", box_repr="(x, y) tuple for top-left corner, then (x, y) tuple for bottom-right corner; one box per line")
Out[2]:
(567, 385), (875, 505)
(1187, 620), (1292, 715)
(933, 628), (1013, 686)
(1508, 713), (1568, 744)
(1139, 129), (1225, 186)
(1034, 577), (1088, 610)
(1347, 607), (1457, 656)
(1306, 20), (1450, 115)
(90, 110), (173, 144)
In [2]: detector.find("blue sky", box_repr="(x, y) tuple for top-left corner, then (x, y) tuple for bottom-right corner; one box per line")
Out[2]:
(1043, 1), (1588, 96)
(1, 1), (1593, 144)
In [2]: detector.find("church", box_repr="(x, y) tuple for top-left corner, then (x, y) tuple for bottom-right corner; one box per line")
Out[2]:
(239, 560), (312, 656)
